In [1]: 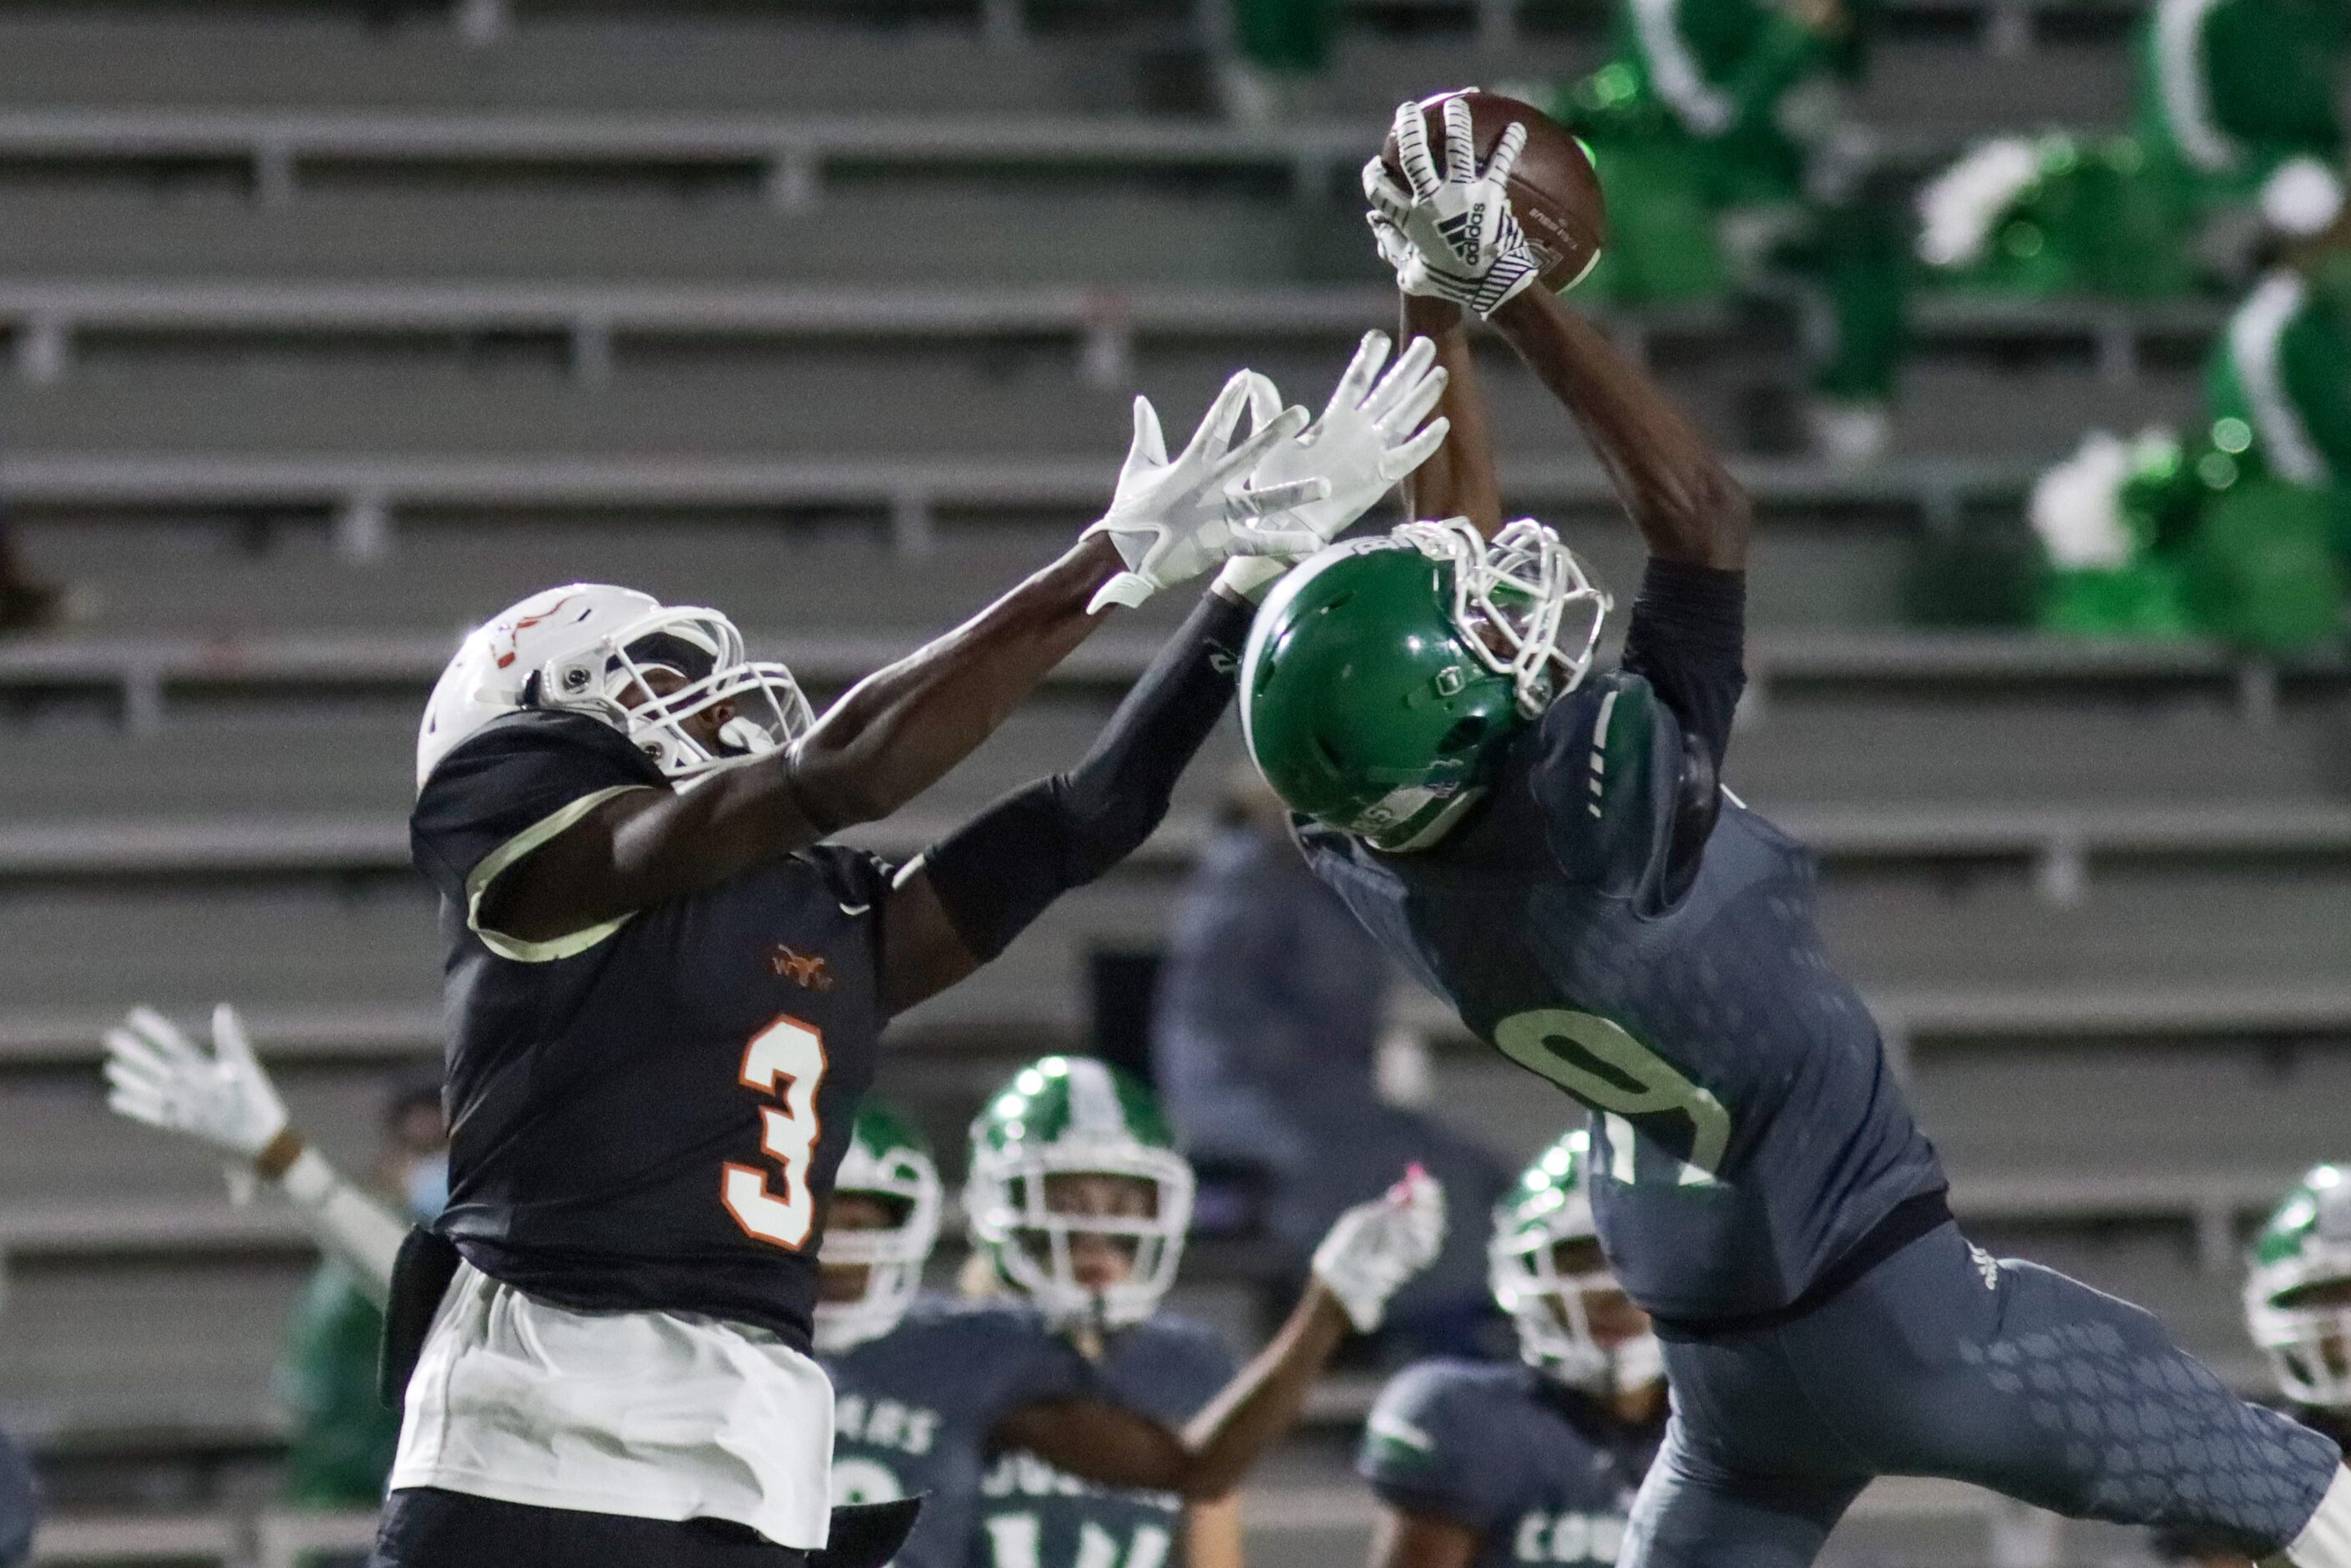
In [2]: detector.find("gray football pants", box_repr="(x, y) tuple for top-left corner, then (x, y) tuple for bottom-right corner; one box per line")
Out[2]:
(1621, 1221), (2344, 1567)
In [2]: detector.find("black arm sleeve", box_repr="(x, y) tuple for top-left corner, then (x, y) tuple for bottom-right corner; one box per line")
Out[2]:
(1618, 558), (1747, 773)
(923, 589), (1255, 963)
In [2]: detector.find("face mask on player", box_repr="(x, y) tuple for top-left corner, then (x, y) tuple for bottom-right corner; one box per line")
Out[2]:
(569, 611), (812, 780)
(417, 584), (815, 791)
(1393, 518), (1610, 719)
(1491, 1131), (1662, 1398)
(2247, 1166), (2351, 1409)
(966, 1058), (1196, 1332)
(816, 1106), (944, 1355)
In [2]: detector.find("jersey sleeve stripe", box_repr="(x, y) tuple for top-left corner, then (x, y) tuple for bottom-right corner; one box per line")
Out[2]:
(463, 784), (659, 963)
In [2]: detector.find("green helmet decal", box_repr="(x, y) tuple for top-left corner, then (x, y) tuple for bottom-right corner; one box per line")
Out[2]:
(965, 1056), (1195, 1330)
(816, 1100), (943, 1353)
(1241, 518), (1610, 852)
(1488, 1127), (1662, 1396)
(2246, 1164), (2351, 1409)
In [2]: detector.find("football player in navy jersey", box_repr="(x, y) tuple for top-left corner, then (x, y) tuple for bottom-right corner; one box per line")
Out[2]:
(377, 343), (1454, 1568)
(958, 1058), (1248, 1568)
(1359, 1130), (1663, 1568)
(817, 1082), (1445, 1568)
(1229, 101), (2351, 1566)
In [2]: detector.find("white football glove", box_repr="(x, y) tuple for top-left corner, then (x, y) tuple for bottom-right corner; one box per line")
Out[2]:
(1312, 1164), (1448, 1334)
(1216, 331), (1454, 600)
(1363, 96), (1540, 319)
(104, 1004), (288, 1163)
(1082, 370), (1327, 613)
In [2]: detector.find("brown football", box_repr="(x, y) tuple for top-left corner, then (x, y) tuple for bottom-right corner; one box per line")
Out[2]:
(1379, 89), (1606, 293)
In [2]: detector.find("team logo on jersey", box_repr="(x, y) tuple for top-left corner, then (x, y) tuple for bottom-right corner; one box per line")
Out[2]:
(770, 944), (836, 990)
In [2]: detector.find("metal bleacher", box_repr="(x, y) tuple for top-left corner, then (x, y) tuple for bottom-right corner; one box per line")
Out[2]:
(0, 2), (2341, 1564)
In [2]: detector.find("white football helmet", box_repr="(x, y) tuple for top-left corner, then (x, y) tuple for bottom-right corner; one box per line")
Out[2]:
(1491, 1128), (1663, 1398)
(417, 584), (813, 791)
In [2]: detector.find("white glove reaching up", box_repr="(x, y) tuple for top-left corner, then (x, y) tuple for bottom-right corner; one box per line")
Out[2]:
(1363, 96), (1540, 319)
(1312, 1164), (1448, 1333)
(1082, 370), (1327, 613)
(104, 1004), (288, 1163)
(1217, 331), (1454, 599)
(103, 1003), (410, 1303)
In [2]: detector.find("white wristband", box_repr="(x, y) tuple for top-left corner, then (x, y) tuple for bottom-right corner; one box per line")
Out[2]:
(1213, 555), (1289, 602)
(276, 1147), (409, 1307)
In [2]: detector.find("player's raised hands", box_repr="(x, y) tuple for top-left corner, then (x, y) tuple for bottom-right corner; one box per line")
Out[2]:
(1311, 1164), (1449, 1333)
(103, 1004), (290, 1163)
(1364, 96), (1540, 319)
(1082, 369), (1327, 613)
(1216, 331), (1453, 599)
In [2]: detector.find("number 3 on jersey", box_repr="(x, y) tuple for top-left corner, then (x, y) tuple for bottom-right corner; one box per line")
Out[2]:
(723, 1014), (828, 1249)
(1493, 1008), (1728, 1186)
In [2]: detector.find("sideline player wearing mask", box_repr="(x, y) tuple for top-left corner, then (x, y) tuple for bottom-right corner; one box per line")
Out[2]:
(1358, 1130), (1665, 1568)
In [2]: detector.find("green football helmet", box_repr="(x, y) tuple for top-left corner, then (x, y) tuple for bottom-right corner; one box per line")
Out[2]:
(815, 1100), (943, 1353)
(1241, 518), (1610, 852)
(2246, 1163), (2351, 1409)
(1490, 1127), (1662, 1396)
(965, 1055), (1195, 1329)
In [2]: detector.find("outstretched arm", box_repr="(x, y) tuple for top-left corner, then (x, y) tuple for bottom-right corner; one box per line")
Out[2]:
(103, 1007), (408, 1305)
(479, 377), (1317, 948)
(880, 336), (1452, 1012)
(1485, 285), (1750, 571)
(877, 579), (1256, 1014)
(985, 1171), (1447, 1502)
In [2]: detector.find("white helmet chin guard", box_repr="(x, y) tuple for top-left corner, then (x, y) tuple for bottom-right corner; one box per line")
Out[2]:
(417, 584), (813, 791)
(1491, 1130), (1662, 1399)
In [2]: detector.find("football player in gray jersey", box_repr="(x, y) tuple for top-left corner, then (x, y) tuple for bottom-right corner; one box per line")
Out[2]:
(1233, 101), (2351, 1567)
(817, 1083), (1447, 1568)
(1358, 1130), (1664, 1568)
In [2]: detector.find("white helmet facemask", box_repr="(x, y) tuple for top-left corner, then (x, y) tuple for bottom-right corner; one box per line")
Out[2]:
(1490, 1191), (1661, 1399)
(814, 1164), (943, 1356)
(2247, 1242), (2351, 1409)
(968, 1139), (1196, 1332)
(550, 607), (812, 780)
(1393, 517), (1611, 719)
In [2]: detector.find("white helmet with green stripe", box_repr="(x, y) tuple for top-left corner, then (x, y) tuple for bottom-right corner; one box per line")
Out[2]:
(965, 1055), (1196, 1330)
(2246, 1163), (2351, 1409)
(816, 1100), (943, 1354)
(1490, 1126), (1662, 1396)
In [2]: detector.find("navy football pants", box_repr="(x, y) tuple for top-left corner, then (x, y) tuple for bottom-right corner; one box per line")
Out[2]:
(1622, 1222), (2344, 1566)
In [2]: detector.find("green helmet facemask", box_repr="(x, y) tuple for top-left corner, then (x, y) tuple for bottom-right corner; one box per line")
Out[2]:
(1240, 518), (1610, 852)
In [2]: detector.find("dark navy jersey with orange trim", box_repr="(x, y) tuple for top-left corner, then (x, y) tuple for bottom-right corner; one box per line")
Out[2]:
(1294, 584), (1944, 1323)
(410, 707), (894, 1350)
